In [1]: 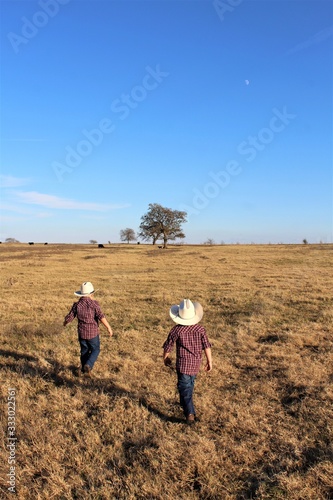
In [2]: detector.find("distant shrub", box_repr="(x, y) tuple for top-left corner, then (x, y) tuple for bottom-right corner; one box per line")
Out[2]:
(5, 237), (20, 243)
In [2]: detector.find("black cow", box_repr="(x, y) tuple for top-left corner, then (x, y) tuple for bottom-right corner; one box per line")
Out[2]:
(29, 242), (34, 245)
(98, 244), (105, 248)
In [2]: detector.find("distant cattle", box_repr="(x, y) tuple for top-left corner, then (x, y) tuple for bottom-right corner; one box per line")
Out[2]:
(29, 242), (34, 245)
(44, 242), (48, 245)
(98, 244), (105, 248)
(158, 246), (163, 249)
(137, 241), (140, 245)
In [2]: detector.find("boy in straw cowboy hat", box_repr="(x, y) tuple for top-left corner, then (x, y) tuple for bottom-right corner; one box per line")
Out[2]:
(63, 281), (113, 377)
(163, 299), (212, 425)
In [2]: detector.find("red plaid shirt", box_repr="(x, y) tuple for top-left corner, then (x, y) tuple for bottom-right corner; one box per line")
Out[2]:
(163, 324), (211, 375)
(64, 297), (105, 339)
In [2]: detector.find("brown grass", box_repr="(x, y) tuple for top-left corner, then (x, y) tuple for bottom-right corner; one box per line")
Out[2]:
(0, 243), (332, 499)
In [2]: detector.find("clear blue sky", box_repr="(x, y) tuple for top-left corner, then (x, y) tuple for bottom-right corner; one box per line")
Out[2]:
(1, 0), (332, 244)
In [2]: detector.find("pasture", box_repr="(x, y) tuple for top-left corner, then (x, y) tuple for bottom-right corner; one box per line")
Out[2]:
(0, 243), (332, 499)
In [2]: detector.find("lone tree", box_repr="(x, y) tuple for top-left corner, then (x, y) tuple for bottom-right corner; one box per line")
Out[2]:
(138, 203), (187, 248)
(5, 238), (19, 243)
(203, 238), (215, 245)
(120, 228), (137, 244)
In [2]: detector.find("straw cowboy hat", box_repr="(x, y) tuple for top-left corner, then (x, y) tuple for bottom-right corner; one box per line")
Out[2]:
(74, 282), (96, 297)
(169, 299), (203, 325)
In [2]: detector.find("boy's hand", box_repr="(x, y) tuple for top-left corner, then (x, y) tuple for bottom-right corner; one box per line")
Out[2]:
(204, 361), (212, 372)
(108, 328), (113, 337)
(164, 357), (172, 367)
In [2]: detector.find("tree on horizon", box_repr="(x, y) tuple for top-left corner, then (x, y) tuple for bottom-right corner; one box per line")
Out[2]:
(120, 228), (137, 244)
(138, 203), (187, 248)
(5, 237), (20, 243)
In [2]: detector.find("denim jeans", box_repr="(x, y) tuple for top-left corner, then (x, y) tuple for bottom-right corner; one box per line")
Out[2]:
(78, 335), (100, 371)
(177, 372), (197, 417)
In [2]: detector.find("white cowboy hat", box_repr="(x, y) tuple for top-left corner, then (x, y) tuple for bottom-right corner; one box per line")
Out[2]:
(74, 282), (96, 296)
(169, 299), (203, 325)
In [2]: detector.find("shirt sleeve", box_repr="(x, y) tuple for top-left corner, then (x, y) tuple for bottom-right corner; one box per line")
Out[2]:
(64, 303), (77, 324)
(201, 327), (212, 349)
(94, 301), (105, 321)
(163, 325), (179, 352)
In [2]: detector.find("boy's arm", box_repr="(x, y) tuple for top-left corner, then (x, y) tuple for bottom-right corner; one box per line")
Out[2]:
(204, 347), (212, 372)
(100, 317), (113, 336)
(162, 327), (177, 366)
(163, 351), (172, 366)
(94, 301), (113, 336)
(63, 317), (73, 327)
(63, 305), (76, 326)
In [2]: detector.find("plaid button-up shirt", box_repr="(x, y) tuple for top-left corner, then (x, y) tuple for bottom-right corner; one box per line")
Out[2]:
(163, 324), (212, 375)
(64, 297), (105, 339)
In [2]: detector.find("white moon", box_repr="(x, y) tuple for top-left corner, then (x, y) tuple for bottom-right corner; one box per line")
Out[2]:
(245, 80), (250, 85)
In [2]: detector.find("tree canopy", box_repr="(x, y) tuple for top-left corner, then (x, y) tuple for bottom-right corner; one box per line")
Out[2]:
(120, 228), (137, 244)
(138, 203), (187, 248)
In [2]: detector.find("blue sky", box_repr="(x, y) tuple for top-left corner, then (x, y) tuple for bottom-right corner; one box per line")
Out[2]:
(1, 0), (332, 244)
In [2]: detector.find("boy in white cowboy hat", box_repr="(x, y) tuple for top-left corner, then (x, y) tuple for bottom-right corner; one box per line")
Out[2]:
(163, 298), (212, 425)
(63, 281), (113, 377)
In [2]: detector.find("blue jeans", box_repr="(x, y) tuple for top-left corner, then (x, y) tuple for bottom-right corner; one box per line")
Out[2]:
(177, 372), (197, 417)
(79, 335), (100, 371)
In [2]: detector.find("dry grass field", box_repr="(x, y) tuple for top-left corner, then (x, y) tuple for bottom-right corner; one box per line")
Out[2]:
(0, 243), (332, 500)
